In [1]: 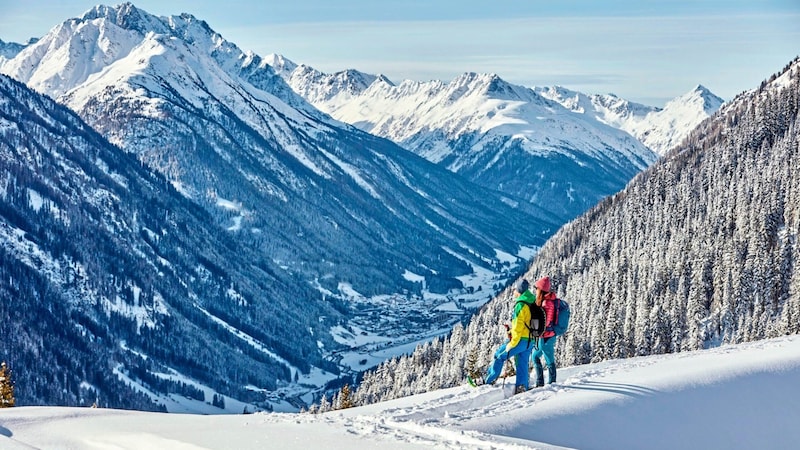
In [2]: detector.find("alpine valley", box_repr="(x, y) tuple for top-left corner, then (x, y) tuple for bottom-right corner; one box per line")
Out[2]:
(1, 3), (722, 412)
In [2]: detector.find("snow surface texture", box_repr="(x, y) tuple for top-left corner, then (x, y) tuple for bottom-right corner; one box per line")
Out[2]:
(3, 335), (799, 449)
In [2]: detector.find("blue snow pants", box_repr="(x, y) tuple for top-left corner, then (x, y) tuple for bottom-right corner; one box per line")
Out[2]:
(531, 336), (557, 385)
(485, 338), (534, 389)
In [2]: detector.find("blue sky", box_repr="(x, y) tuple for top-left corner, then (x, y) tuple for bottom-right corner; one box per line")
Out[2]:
(1, 0), (798, 105)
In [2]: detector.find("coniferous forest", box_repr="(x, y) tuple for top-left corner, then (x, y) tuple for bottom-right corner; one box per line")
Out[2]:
(346, 58), (800, 408)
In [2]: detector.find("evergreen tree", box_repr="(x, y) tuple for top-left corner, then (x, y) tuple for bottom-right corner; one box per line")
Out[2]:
(0, 361), (15, 408)
(337, 384), (354, 410)
(318, 394), (331, 413)
(464, 348), (482, 380)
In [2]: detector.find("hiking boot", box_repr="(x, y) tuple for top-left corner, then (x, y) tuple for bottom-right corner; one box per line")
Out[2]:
(514, 385), (528, 395)
(547, 364), (557, 384)
(468, 375), (486, 387)
(534, 364), (545, 387)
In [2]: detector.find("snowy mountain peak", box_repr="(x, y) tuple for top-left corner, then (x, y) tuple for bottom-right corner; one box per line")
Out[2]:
(78, 2), (216, 43)
(538, 83), (724, 155)
(373, 73), (395, 87)
(624, 85), (727, 154)
(443, 72), (529, 102)
(285, 63), (373, 103)
(694, 83), (711, 93)
(264, 53), (297, 76)
(80, 2), (167, 34)
(0, 39), (26, 60)
(334, 69), (378, 94)
(672, 84), (725, 114)
(2, 2), (245, 100)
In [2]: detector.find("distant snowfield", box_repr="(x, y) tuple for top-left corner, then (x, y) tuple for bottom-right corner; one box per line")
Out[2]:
(3, 335), (800, 449)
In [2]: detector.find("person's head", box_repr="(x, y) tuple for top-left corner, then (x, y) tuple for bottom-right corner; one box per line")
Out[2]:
(534, 276), (551, 293)
(515, 279), (529, 295)
(534, 276), (551, 302)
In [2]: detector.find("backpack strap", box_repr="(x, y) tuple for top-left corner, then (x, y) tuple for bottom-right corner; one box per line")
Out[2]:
(515, 300), (532, 340)
(544, 298), (562, 333)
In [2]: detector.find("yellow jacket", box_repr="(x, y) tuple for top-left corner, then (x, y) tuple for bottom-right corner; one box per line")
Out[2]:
(508, 289), (537, 350)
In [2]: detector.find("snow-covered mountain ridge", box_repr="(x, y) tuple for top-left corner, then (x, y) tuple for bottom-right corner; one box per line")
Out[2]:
(0, 39), (27, 62)
(278, 62), (651, 163)
(277, 57), (722, 162)
(536, 84), (725, 155)
(273, 57), (722, 219)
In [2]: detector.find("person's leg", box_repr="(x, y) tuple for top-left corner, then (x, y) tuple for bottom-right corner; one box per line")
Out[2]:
(531, 343), (545, 387)
(547, 364), (557, 384)
(512, 341), (533, 391)
(541, 337), (557, 384)
(484, 342), (510, 384)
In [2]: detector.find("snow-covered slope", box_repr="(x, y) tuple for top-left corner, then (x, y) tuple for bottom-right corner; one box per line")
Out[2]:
(278, 60), (657, 220)
(0, 72), (341, 413)
(3, 335), (800, 450)
(536, 84), (725, 155)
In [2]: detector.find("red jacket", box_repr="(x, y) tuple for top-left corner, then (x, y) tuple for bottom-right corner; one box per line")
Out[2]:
(540, 292), (558, 339)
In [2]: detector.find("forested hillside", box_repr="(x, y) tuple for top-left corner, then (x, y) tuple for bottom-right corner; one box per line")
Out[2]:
(0, 74), (343, 410)
(343, 57), (800, 408)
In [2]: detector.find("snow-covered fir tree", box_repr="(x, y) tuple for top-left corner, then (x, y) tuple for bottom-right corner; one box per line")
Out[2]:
(317, 394), (331, 414)
(0, 361), (15, 407)
(334, 384), (354, 410)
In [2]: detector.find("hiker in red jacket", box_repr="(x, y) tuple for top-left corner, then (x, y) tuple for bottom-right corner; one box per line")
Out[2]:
(531, 276), (558, 386)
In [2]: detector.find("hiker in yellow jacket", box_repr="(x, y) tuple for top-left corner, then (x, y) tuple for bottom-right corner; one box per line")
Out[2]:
(475, 279), (538, 393)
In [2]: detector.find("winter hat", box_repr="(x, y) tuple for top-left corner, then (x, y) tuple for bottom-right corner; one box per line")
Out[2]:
(534, 276), (551, 293)
(516, 279), (529, 294)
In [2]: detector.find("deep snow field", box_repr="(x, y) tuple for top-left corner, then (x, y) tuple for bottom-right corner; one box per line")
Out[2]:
(3, 335), (800, 449)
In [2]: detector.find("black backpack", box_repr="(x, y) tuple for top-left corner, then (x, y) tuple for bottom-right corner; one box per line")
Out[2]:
(517, 300), (546, 338)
